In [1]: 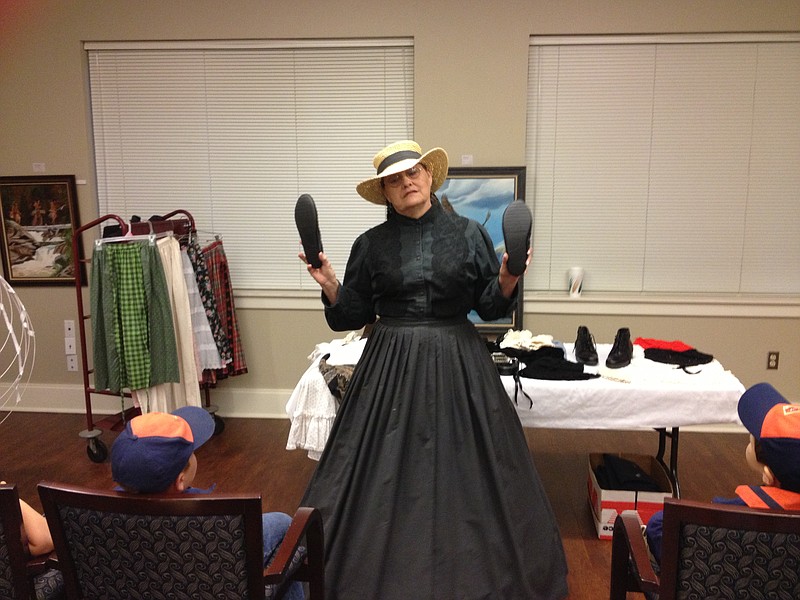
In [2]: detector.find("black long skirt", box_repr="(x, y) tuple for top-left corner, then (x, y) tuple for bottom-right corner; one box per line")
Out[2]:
(300, 317), (569, 599)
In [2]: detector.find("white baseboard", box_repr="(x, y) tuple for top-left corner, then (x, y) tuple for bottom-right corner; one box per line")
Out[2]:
(1, 383), (294, 420)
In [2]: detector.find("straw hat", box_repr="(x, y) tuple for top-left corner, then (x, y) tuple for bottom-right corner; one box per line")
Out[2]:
(356, 140), (449, 205)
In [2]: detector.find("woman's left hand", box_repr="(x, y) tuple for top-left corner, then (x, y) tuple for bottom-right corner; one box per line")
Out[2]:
(498, 249), (531, 298)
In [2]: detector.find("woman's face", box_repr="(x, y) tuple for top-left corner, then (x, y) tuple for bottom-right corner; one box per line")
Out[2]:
(381, 163), (433, 219)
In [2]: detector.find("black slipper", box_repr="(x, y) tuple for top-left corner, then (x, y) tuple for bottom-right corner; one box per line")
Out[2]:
(294, 194), (323, 268)
(502, 200), (531, 276)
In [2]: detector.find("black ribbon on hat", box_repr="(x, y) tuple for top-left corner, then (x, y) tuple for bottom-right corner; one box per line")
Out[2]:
(377, 150), (421, 174)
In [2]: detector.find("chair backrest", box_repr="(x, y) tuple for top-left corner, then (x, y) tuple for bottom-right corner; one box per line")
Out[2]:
(0, 484), (35, 600)
(39, 481), (268, 600)
(659, 497), (800, 599)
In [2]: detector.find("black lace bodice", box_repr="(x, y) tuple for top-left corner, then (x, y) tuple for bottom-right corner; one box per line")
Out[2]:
(324, 199), (515, 331)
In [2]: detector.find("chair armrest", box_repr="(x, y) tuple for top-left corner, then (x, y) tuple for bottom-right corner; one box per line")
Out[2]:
(264, 507), (325, 584)
(26, 551), (56, 576)
(609, 513), (659, 599)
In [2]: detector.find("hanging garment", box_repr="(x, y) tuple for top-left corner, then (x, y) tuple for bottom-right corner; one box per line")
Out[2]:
(186, 240), (231, 366)
(132, 236), (201, 412)
(109, 243), (149, 390)
(90, 245), (122, 393)
(90, 241), (179, 394)
(201, 239), (247, 385)
(181, 249), (224, 370)
(287, 335), (365, 460)
(141, 239), (184, 388)
(285, 352), (338, 461)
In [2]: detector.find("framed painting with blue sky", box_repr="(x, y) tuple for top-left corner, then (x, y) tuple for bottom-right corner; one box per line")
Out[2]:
(437, 166), (526, 335)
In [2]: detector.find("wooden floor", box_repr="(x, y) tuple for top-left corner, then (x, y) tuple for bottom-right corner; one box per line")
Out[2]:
(2, 410), (750, 599)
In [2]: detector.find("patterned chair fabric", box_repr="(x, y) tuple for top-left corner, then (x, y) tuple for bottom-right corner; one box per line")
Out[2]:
(59, 507), (253, 599)
(0, 518), (21, 600)
(675, 524), (800, 600)
(31, 569), (65, 600)
(57, 507), (308, 599)
(38, 482), (325, 600)
(610, 497), (800, 600)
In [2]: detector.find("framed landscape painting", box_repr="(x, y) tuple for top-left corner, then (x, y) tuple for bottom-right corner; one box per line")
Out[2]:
(437, 166), (526, 334)
(0, 175), (83, 285)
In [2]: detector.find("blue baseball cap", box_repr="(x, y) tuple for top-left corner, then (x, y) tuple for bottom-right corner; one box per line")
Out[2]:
(738, 383), (800, 493)
(111, 406), (215, 493)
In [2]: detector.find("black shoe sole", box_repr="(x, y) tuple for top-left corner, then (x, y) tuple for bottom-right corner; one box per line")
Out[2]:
(502, 200), (532, 276)
(295, 194), (323, 268)
(576, 353), (599, 366)
(605, 358), (631, 369)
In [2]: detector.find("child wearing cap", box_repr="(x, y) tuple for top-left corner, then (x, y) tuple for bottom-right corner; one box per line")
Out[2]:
(645, 382), (800, 565)
(111, 406), (304, 600)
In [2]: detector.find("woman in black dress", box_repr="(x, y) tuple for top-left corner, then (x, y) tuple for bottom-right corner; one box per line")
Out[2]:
(299, 140), (568, 599)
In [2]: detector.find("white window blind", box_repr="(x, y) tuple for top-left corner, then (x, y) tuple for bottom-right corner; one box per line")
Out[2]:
(526, 34), (800, 295)
(86, 39), (414, 290)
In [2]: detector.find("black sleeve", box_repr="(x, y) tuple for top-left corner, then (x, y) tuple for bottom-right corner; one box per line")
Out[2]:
(472, 222), (517, 322)
(323, 234), (377, 331)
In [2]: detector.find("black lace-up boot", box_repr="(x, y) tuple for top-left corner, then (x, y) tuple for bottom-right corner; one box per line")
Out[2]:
(606, 327), (633, 369)
(574, 325), (598, 365)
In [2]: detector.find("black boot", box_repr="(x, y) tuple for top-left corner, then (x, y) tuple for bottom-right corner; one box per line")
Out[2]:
(574, 325), (598, 365)
(606, 327), (633, 369)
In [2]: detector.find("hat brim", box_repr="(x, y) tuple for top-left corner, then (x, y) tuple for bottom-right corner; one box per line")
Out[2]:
(172, 406), (215, 450)
(738, 382), (788, 439)
(356, 147), (449, 205)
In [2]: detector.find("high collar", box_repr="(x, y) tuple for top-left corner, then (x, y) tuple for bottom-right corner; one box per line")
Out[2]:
(388, 195), (441, 225)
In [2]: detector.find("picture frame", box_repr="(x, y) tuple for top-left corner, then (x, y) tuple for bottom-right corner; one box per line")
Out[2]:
(0, 175), (84, 285)
(437, 166), (526, 335)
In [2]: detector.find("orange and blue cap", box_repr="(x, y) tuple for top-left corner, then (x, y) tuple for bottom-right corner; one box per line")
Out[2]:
(111, 406), (215, 493)
(738, 382), (800, 493)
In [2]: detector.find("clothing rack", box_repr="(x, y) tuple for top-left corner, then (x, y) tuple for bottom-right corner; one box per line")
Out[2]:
(72, 209), (223, 462)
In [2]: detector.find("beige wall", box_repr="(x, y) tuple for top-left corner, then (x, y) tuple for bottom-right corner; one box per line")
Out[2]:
(1, 0), (798, 412)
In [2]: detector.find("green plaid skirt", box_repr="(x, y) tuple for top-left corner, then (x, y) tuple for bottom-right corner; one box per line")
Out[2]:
(90, 241), (179, 393)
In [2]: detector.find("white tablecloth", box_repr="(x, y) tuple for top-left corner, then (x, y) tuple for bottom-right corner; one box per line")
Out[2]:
(287, 337), (746, 460)
(504, 343), (745, 430)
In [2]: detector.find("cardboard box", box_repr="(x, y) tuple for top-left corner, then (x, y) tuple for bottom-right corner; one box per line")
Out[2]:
(587, 452), (674, 540)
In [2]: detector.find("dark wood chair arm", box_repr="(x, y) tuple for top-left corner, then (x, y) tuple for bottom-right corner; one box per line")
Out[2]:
(609, 513), (659, 599)
(26, 551), (57, 576)
(264, 506), (325, 598)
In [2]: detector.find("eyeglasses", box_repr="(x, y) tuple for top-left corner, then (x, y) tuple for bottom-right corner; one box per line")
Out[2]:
(382, 165), (426, 188)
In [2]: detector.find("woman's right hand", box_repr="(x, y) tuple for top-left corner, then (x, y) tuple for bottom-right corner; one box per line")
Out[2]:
(299, 250), (340, 303)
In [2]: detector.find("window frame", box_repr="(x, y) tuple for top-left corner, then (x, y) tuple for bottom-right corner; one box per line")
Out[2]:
(524, 33), (800, 299)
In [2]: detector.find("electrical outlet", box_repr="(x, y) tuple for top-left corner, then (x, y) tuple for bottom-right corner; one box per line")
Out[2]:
(767, 351), (779, 370)
(64, 320), (75, 337)
(66, 355), (78, 371)
(65, 337), (76, 355)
